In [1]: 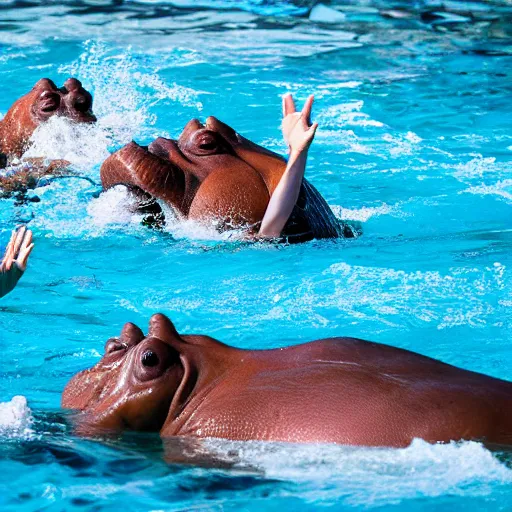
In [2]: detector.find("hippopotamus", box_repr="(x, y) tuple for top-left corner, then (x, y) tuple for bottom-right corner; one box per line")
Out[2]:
(100, 118), (353, 242)
(0, 78), (95, 198)
(62, 313), (512, 448)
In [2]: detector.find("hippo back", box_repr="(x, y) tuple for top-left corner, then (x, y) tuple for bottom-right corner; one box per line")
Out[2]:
(282, 179), (356, 243)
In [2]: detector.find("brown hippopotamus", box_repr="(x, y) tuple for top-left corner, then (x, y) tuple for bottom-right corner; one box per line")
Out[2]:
(100, 118), (352, 241)
(0, 78), (96, 198)
(62, 313), (512, 448)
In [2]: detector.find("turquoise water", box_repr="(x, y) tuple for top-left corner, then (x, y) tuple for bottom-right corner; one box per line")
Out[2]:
(1, 0), (512, 509)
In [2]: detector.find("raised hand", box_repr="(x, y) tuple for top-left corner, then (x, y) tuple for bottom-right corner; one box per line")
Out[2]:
(1, 226), (34, 273)
(281, 94), (318, 155)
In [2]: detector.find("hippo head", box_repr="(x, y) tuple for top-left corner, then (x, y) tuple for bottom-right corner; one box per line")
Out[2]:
(62, 314), (237, 435)
(100, 116), (287, 223)
(0, 78), (96, 158)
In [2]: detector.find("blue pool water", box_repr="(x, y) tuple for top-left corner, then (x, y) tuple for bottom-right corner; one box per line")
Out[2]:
(1, 0), (512, 509)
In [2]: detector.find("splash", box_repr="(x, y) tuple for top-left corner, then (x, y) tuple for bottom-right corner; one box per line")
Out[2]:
(87, 186), (238, 241)
(59, 40), (203, 143)
(200, 438), (512, 507)
(161, 202), (248, 242)
(59, 41), (153, 144)
(316, 101), (385, 131)
(0, 396), (35, 439)
(20, 41), (203, 172)
(454, 156), (498, 181)
(23, 116), (110, 171)
(87, 186), (147, 229)
(332, 203), (397, 222)
(463, 179), (512, 203)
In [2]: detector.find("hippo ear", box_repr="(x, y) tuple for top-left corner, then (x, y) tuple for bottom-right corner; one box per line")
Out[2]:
(148, 313), (180, 341)
(119, 322), (144, 345)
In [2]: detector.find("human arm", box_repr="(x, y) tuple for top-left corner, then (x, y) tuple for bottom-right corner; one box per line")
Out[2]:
(258, 94), (318, 238)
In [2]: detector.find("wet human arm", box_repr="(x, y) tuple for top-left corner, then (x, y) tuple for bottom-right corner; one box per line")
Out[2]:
(258, 94), (318, 238)
(0, 227), (34, 298)
(258, 150), (308, 238)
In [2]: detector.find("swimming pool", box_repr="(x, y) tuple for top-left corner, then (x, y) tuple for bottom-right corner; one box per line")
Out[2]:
(1, 0), (511, 509)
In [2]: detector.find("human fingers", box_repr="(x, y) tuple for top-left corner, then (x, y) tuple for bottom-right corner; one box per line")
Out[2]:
(20, 229), (33, 251)
(5, 230), (16, 256)
(12, 226), (27, 258)
(301, 95), (314, 127)
(282, 93), (296, 118)
(1, 230), (17, 270)
(16, 242), (34, 272)
(308, 122), (319, 139)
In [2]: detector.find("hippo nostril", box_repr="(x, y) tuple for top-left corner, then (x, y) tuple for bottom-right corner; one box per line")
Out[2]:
(39, 90), (60, 112)
(71, 94), (92, 113)
(105, 339), (127, 355)
(64, 78), (83, 92)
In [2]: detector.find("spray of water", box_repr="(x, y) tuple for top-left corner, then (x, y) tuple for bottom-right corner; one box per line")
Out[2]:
(0, 396), (35, 440)
(200, 437), (512, 507)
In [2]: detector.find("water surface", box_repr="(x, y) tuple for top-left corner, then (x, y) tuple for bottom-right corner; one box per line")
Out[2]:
(1, 1), (512, 510)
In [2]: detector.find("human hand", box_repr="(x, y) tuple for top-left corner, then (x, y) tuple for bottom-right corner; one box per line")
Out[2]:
(281, 94), (318, 155)
(1, 226), (34, 273)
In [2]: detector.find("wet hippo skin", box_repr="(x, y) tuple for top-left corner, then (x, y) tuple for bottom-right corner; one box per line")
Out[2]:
(62, 313), (512, 448)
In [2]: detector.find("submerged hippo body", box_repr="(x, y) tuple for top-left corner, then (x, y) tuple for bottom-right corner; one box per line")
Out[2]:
(63, 314), (512, 448)
(100, 118), (350, 241)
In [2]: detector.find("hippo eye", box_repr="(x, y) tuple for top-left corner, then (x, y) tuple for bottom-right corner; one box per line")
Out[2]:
(142, 350), (159, 367)
(134, 340), (178, 382)
(199, 139), (217, 151)
(189, 130), (225, 156)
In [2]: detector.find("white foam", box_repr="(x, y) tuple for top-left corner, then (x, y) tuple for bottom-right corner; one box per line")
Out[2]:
(453, 156), (498, 181)
(382, 131), (422, 156)
(161, 204), (247, 242)
(59, 40), (203, 141)
(0, 396), (35, 439)
(21, 41), (190, 170)
(332, 203), (396, 221)
(462, 179), (512, 203)
(87, 187), (249, 241)
(23, 116), (110, 171)
(21, 41), (193, 171)
(317, 81), (363, 89)
(315, 102), (385, 136)
(87, 186), (146, 229)
(201, 438), (512, 506)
